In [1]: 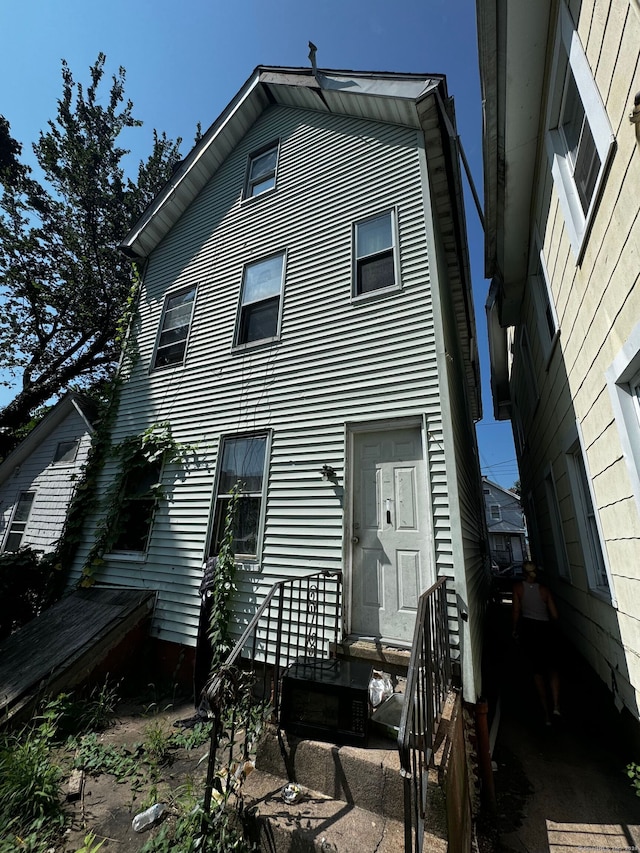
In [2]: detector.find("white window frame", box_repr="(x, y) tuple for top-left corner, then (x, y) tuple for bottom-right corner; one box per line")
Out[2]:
(490, 504), (501, 521)
(53, 439), (79, 465)
(208, 432), (271, 564)
(234, 252), (286, 349)
(544, 464), (571, 580)
(606, 319), (640, 518)
(565, 428), (614, 601)
(352, 208), (401, 300)
(152, 285), (197, 370)
(545, 1), (615, 260)
(529, 233), (560, 365)
(243, 141), (280, 200)
(3, 491), (35, 552)
(515, 326), (539, 423)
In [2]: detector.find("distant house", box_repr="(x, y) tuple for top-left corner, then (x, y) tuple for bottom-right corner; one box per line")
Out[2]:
(68, 64), (489, 705)
(0, 394), (95, 554)
(477, 0), (640, 727)
(482, 477), (527, 568)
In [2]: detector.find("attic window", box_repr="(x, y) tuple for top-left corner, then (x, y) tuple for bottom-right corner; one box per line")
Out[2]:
(53, 439), (79, 464)
(353, 210), (399, 297)
(245, 142), (279, 199)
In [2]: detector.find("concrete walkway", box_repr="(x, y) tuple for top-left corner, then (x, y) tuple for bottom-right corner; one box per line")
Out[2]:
(486, 601), (640, 853)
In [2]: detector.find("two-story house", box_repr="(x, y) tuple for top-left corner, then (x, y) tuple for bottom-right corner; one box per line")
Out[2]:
(0, 393), (95, 554)
(482, 477), (527, 568)
(68, 64), (488, 705)
(477, 0), (640, 729)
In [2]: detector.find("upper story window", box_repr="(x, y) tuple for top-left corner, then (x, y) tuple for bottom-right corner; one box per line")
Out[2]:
(235, 253), (285, 347)
(545, 1), (614, 259)
(153, 286), (196, 369)
(490, 504), (501, 521)
(530, 240), (559, 364)
(244, 142), (279, 199)
(53, 439), (79, 464)
(211, 433), (269, 560)
(353, 210), (399, 297)
(3, 491), (35, 552)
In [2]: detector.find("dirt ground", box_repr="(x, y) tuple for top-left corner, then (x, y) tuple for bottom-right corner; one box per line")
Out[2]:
(59, 698), (211, 853)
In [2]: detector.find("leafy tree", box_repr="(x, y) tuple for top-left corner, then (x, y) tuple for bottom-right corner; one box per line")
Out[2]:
(0, 54), (184, 458)
(511, 479), (521, 496)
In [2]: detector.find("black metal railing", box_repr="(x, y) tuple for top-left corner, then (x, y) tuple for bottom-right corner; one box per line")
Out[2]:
(397, 577), (453, 853)
(201, 570), (342, 826)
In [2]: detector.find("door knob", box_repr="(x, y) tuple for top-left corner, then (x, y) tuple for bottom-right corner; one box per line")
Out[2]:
(351, 536), (359, 544)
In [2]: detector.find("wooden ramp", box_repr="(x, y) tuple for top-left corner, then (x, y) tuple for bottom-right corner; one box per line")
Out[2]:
(0, 587), (156, 725)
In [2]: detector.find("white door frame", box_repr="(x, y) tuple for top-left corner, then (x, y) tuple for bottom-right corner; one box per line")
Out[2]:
(342, 415), (435, 641)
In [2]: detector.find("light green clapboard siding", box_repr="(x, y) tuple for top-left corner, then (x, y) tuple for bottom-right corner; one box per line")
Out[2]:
(68, 103), (462, 647)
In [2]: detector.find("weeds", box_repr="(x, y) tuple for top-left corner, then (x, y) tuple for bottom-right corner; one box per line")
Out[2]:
(627, 762), (640, 797)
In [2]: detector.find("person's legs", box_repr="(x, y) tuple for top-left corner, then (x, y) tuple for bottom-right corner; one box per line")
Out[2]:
(533, 671), (550, 724)
(550, 668), (560, 714)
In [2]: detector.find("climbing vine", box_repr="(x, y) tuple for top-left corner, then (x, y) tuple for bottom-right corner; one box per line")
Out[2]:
(207, 483), (242, 671)
(79, 422), (186, 587)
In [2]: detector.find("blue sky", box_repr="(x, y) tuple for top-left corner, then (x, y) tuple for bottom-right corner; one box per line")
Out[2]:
(0, 0), (519, 488)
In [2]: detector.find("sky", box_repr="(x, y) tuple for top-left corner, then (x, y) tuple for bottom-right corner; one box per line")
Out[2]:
(0, 0), (519, 489)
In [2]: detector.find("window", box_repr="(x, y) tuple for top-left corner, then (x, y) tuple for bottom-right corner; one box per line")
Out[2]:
(544, 467), (571, 579)
(354, 210), (398, 296)
(3, 491), (35, 552)
(566, 439), (610, 596)
(606, 321), (640, 518)
(545, 1), (614, 257)
(530, 240), (559, 362)
(153, 286), (196, 369)
(245, 142), (279, 199)
(235, 254), (284, 346)
(490, 504), (501, 521)
(211, 434), (268, 559)
(111, 461), (162, 553)
(515, 327), (539, 422)
(53, 439), (79, 464)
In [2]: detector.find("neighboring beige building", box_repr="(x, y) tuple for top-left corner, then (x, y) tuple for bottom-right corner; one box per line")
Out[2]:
(477, 0), (640, 725)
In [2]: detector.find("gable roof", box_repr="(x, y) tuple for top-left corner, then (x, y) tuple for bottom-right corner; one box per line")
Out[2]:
(0, 393), (96, 487)
(121, 65), (482, 420)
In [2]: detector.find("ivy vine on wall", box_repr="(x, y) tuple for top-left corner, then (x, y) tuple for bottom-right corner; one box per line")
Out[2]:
(79, 422), (186, 587)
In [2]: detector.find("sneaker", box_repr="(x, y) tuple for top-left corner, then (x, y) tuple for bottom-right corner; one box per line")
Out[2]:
(553, 708), (561, 717)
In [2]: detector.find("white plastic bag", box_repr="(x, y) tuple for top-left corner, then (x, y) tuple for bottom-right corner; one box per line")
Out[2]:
(368, 670), (393, 708)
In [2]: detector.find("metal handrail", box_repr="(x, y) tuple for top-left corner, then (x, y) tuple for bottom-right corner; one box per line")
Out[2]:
(201, 569), (342, 826)
(397, 577), (452, 853)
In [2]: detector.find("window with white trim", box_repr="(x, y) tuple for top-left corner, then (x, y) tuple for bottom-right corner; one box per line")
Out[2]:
(111, 461), (162, 553)
(566, 440), (610, 596)
(515, 327), (539, 423)
(606, 322), (640, 518)
(153, 286), (196, 369)
(530, 241), (559, 362)
(490, 504), (501, 521)
(235, 253), (285, 347)
(3, 491), (35, 552)
(211, 433), (269, 560)
(545, 1), (615, 257)
(544, 466), (571, 580)
(53, 439), (79, 464)
(353, 210), (399, 297)
(244, 142), (279, 199)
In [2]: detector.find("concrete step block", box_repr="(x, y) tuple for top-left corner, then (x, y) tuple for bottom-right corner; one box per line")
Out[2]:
(255, 725), (404, 820)
(243, 768), (447, 853)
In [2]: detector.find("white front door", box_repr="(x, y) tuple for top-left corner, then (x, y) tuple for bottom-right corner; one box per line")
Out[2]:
(350, 426), (433, 645)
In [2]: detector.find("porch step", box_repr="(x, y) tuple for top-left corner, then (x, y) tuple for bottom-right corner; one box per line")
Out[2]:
(330, 638), (411, 676)
(242, 768), (448, 853)
(255, 725), (403, 820)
